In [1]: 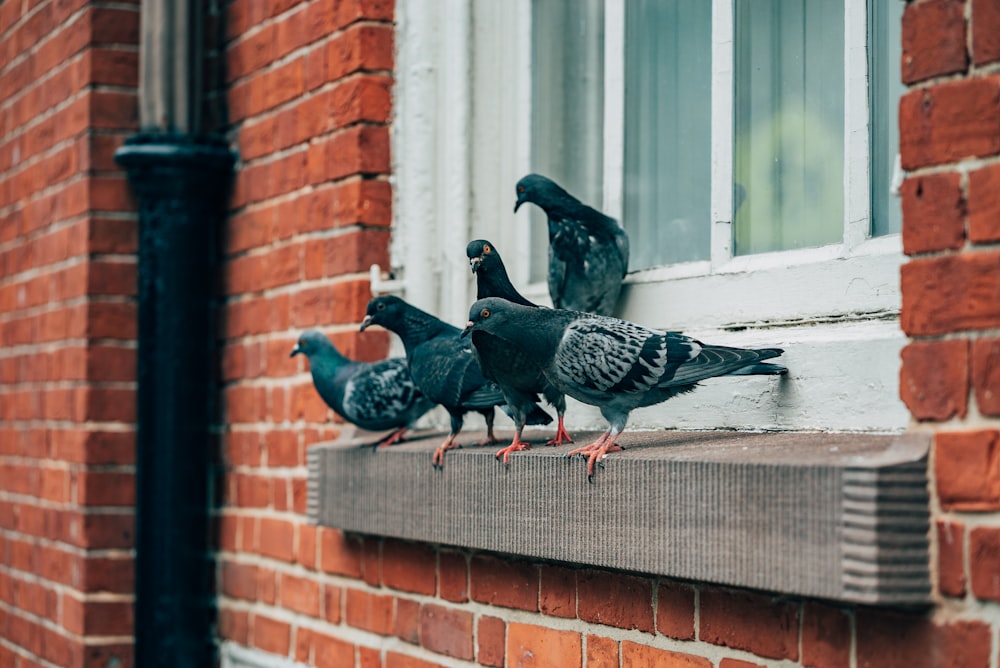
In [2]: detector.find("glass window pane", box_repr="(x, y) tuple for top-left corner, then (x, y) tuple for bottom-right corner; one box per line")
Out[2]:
(623, 0), (712, 270)
(530, 0), (605, 283)
(733, 0), (845, 255)
(870, 0), (905, 237)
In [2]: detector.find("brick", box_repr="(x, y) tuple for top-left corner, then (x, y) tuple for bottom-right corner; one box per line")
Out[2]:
(361, 536), (381, 586)
(394, 597), (420, 644)
(540, 564), (576, 618)
(935, 430), (1000, 509)
(297, 523), (317, 569)
(900, 252), (1000, 336)
(251, 614), (291, 656)
(470, 554), (538, 611)
(75, 469), (135, 506)
(438, 549), (468, 602)
(311, 631), (354, 668)
(900, 173), (965, 255)
(586, 636), (618, 667)
(256, 567), (276, 605)
(969, 526), (1000, 602)
(656, 580), (695, 640)
(323, 585), (342, 624)
(856, 611), (991, 668)
(719, 661), (766, 668)
(384, 652), (446, 668)
(279, 573), (320, 617)
(699, 587), (799, 661)
(577, 569), (654, 634)
(327, 24), (394, 81)
(899, 77), (1000, 170)
(968, 162), (1000, 244)
(972, 338), (1000, 415)
(507, 623), (581, 668)
(899, 339), (969, 420)
(257, 518), (295, 562)
(801, 601), (850, 668)
(901, 0), (968, 84)
(381, 539), (436, 595)
(358, 646), (381, 668)
(620, 641), (712, 668)
(937, 520), (966, 597)
(345, 589), (393, 635)
(219, 608), (249, 644)
(419, 603), (473, 660)
(972, 0), (1000, 65)
(477, 615), (505, 668)
(221, 561), (256, 600)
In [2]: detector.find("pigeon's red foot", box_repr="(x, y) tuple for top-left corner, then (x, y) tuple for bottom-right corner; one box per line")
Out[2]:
(546, 417), (574, 446)
(566, 432), (622, 480)
(375, 428), (408, 448)
(495, 435), (530, 464)
(432, 435), (460, 469)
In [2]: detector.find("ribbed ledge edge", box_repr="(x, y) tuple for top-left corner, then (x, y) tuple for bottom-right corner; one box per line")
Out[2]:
(307, 429), (931, 605)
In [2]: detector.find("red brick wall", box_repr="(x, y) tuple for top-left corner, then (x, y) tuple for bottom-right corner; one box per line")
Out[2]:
(211, 2), (1000, 668)
(898, 0), (1000, 650)
(0, 0), (140, 666)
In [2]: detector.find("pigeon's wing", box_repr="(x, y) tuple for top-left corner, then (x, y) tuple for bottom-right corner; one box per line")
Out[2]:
(665, 346), (784, 387)
(410, 335), (503, 410)
(553, 317), (701, 397)
(341, 358), (423, 429)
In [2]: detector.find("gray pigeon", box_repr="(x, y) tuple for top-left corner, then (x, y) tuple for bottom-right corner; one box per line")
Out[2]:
(360, 295), (538, 468)
(291, 330), (435, 446)
(464, 298), (787, 479)
(466, 240), (573, 460)
(514, 173), (629, 315)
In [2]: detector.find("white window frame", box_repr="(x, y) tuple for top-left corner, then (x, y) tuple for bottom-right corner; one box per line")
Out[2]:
(389, 0), (908, 433)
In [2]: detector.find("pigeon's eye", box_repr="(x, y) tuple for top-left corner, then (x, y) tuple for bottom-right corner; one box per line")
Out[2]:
(517, 185), (524, 193)
(376, 303), (385, 311)
(480, 308), (491, 319)
(483, 244), (491, 254)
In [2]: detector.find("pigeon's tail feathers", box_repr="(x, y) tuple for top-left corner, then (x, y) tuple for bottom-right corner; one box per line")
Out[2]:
(726, 362), (788, 376)
(525, 404), (554, 426)
(667, 346), (785, 387)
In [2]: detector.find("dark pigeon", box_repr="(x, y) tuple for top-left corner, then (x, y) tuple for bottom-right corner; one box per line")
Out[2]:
(291, 330), (435, 446)
(465, 240), (572, 460)
(514, 173), (629, 315)
(464, 298), (787, 479)
(360, 295), (517, 468)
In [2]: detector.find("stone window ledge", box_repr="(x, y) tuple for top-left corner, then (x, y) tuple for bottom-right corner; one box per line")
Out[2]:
(307, 429), (930, 606)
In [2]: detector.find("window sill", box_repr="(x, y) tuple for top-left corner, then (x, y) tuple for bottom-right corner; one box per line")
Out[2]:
(307, 429), (930, 606)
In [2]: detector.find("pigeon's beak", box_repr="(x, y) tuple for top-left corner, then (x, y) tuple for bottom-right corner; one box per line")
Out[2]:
(290, 343), (302, 358)
(514, 198), (524, 213)
(469, 257), (482, 273)
(359, 315), (374, 332)
(461, 321), (474, 338)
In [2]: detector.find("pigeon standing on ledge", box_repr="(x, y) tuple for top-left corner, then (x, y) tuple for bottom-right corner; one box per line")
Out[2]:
(291, 330), (435, 446)
(466, 239), (573, 458)
(514, 173), (629, 315)
(360, 295), (519, 468)
(464, 298), (787, 480)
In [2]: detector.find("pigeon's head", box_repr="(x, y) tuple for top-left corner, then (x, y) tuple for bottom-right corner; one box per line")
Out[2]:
(463, 297), (519, 338)
(514, 173), (563, 212)
(290, 329), (332, 358)
(466, 239), (503, 274)
(360, 295), (406, 331)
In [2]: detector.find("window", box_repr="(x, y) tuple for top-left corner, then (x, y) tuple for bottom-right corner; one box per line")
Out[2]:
(390, 0), (908, 433)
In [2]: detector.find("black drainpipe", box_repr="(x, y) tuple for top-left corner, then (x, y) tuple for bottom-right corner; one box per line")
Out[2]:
(115, 1), (234, 666)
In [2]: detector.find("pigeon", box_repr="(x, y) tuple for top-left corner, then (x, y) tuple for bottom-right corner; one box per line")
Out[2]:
(464, 297), (787, 479)
(466, 239), (573, 460)
(360, 295), (527, 468)
(290, 330), (436, 446)
(514, 173), (629, 315)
